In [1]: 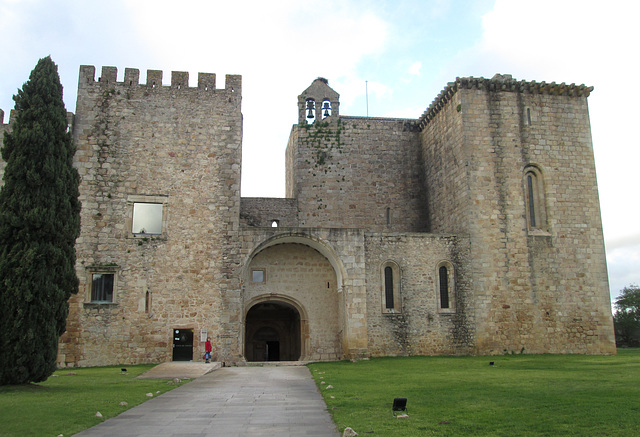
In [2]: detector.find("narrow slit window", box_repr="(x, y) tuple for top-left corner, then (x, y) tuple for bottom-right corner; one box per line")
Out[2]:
(384, 266), (394, 309)
(527, 108), (532, 126)
(524, 166), (546, 231)
(527, 175), (536, 227)
(439, 266), (449, 309)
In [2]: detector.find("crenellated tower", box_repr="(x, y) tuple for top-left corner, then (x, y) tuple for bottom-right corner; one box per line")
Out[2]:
(59, 65), (245, 366)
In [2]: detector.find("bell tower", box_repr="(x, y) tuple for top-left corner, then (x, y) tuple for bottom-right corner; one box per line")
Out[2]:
(297, 77), (340, 124)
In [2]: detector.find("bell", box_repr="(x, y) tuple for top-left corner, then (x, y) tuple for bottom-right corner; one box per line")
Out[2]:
(322, 102), (331, 118)
(306, 100), (315, 119)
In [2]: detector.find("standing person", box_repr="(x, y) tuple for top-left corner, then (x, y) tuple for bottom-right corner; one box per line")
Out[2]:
(204, 337), (212, 363)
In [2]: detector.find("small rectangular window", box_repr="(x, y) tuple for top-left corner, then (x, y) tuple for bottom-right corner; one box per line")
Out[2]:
(91, 273), (114, 302)
(252, 270), (265, 283)
(132, 203), (163, 235)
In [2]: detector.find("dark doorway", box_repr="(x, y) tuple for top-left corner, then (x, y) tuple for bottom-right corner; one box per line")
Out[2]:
(266, 341), (280, 361)
(245, 302), (301, 362)
(172, 328), (193, 361)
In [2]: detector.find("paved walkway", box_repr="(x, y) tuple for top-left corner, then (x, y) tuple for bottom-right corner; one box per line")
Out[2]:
(74, 365), (340, 437)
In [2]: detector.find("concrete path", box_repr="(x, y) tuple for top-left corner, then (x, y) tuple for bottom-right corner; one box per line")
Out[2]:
(135, 361), (221, 379)
(74, 366), (340, 437)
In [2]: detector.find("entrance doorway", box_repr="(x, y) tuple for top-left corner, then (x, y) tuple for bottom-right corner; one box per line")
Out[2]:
(245, 302), (301, 361)
(172, 328), (193, 361)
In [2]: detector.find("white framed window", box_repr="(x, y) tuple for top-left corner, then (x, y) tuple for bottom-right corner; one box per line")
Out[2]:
(126, 195), (168, 237)
(132, 203), (163, 235)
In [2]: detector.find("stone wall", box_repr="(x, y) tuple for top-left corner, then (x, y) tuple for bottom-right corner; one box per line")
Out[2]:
(240, 197), (298, 227)
(364, 232), (474, 356)
(58, 66), (244, 366)
(286, 116), (428, 232)
(419, 75), (615, 355)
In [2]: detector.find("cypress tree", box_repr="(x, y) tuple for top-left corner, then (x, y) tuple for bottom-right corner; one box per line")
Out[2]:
(0, 56), (81, 385)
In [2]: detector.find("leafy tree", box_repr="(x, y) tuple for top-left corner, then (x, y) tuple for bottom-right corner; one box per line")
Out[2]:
(613, 285), (640, 347)
(0, 56), (81, 385)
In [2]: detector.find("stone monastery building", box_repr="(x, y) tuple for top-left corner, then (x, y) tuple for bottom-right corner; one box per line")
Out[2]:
(0, 66), (617, 367)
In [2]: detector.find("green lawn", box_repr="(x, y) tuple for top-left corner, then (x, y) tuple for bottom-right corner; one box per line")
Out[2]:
(308, 349), (640, 437)
(1, 352), (638, 437)
(0, 365), (186, 437)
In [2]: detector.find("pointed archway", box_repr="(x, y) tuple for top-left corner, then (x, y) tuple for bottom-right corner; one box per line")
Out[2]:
(245, 301), (302, 361)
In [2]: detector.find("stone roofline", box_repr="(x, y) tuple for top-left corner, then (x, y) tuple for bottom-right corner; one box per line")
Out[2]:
(340, 115), (416, 123)
(417, 74), (594, 130)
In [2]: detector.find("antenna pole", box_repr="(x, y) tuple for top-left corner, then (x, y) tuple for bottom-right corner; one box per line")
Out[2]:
(366, 80), (369, 117)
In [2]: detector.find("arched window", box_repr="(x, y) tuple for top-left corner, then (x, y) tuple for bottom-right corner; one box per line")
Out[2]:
(381, 261), (401, 313)
(384, 266), (394, 309)
(436, 261), (455, 313)
(439, 266), (449, 309)
(523, 165), (547, 231)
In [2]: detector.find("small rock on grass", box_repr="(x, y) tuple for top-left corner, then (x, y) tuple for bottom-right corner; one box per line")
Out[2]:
(343, 427), (358, 437)
(95, 412), (103, 418)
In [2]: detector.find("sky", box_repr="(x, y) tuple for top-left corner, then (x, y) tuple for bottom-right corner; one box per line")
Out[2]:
(1, 0), (638, 306)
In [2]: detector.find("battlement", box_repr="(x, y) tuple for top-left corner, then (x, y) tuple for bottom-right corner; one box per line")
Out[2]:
(418, 74), (593, 129)
(0, 109), (16, 127)
(78, 65), (241, 94)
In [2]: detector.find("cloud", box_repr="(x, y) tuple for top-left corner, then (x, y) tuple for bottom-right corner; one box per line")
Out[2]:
(408, 62), (421, 76)
(115, 0), (391, 197)
(468, 0), (640, 305)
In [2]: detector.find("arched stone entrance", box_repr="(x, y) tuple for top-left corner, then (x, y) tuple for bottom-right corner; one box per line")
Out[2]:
(245, 301), (301, 361)
(243, 238), (343, 361)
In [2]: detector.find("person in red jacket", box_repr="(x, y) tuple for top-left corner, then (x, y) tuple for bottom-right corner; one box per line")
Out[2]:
(204, 337), (212, 363)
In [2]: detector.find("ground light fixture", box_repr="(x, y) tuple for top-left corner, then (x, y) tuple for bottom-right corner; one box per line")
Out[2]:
(392, 398), (408, 417)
